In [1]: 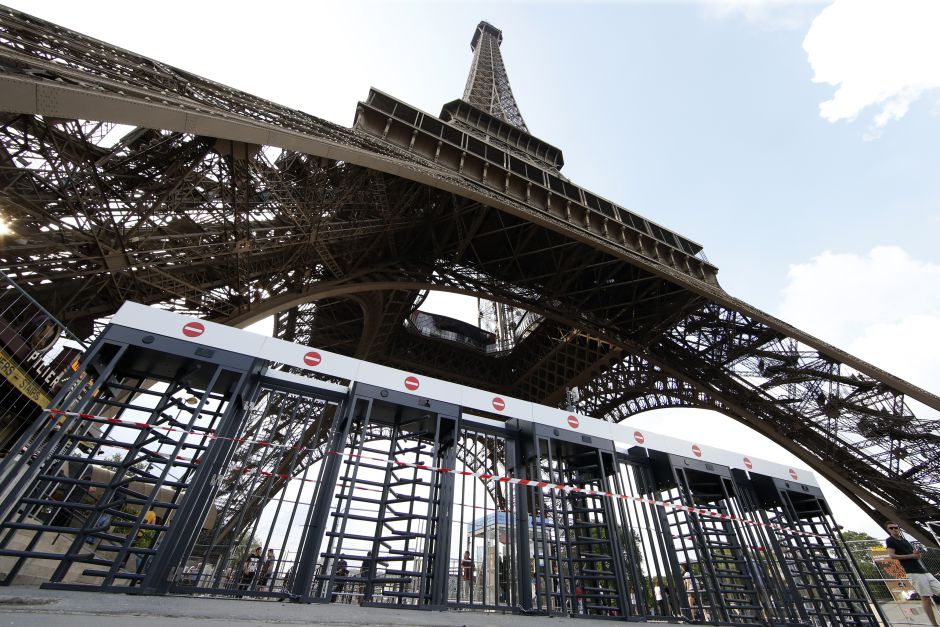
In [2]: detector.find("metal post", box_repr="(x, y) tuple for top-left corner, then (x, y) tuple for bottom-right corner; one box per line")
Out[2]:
(429, 412), (458, 607)
(143, 358), (264, 594)
(509, 429), (532, 612)
(289, 393), (354, 601)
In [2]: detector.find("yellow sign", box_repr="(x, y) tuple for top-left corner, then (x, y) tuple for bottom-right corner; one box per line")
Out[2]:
(0, 346), (51, 408)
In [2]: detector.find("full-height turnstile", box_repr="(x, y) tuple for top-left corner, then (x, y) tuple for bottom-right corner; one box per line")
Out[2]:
(624, 447), (880, 627)
(738, 471), (879, 627)
(0, 306), (886, 627)
(511, 420), (635, 618)
(306, 383), (458, 607)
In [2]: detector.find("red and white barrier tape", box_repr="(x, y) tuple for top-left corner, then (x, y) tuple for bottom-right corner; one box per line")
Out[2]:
(45, 408), (823, 538)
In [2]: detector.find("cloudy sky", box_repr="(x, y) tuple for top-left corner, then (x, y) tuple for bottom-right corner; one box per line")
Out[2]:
(10, 0), (940, 537)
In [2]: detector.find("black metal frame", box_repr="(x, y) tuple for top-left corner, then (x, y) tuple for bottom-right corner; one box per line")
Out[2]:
(0, 322), (885, 626)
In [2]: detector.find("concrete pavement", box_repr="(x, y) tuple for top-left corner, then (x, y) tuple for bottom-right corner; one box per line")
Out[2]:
(0, 585), (688, 627)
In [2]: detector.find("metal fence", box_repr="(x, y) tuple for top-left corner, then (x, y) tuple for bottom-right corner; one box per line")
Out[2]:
(0, 302), (891, 627)
(0, 269), (87, 456)
(845, 539), (940, 626)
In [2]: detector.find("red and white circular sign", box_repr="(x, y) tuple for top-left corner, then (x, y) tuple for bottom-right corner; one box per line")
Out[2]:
(404, 376), (420, 391)
(492, 397), (506, 411)
(634, 431), (645, 445)
(789, 468), (798, 480)
(182, 322), (205, 338)
(303, 351), (322, 367)
(743, 456), (753, 470)
(691, 444), (702, 458)
(567, 415), (580, 429)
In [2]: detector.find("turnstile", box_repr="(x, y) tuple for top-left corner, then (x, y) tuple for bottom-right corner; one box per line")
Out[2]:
(0, 313), (885, 627)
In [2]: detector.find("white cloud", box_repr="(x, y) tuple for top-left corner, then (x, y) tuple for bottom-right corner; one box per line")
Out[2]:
(633, 245), (940, 537)
(778, 245), (940, 398)
(803, 0), (940, 136)
(702, 0), (827, 30)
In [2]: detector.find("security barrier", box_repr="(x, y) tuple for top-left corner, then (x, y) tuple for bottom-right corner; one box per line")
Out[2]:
(0, 303), (884, 626)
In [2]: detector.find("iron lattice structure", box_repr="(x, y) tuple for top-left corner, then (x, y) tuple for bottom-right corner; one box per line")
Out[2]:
(0, 8), (938, 543)
(462, 22), (529, 133)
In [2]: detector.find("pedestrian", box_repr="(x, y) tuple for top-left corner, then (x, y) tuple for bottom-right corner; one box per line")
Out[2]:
(85, 511), (111, 545)
(331, 559), (349, 603)
(240, 546), (262, 594)
(134, 511), (158, 574)
(461, 550), (474, 601)
(258, 548), (276, 591)
(361, 551), (376, 604)
(682, 564), (706, 621)
(885, 521), (940, 627)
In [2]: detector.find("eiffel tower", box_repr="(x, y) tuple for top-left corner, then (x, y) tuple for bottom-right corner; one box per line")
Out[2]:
(0, 10), (937, 544)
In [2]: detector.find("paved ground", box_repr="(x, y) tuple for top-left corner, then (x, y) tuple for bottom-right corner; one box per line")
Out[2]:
(0, 585), (687, 627)
(1, 585), (933, 626)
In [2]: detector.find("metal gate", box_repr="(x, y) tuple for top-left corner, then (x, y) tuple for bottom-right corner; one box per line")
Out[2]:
(0, 305), (887, 627)
(516, 421), (631, 618)
(307, 383), (457, 607)
(447, 417), (519, 610)
(744, 472), (880, 627)
(166, 374), (346, 600)
(0, 326), (260, 592)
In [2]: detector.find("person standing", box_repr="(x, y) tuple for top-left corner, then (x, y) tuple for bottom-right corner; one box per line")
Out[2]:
(682, 564), (708, 622)
(240, 546), (262, 593)
(258, 548), (276, 592)
(461, 550), (475, 601)
(331, 559), (349, 603)
(360, 551), (377, 604)
(134, 511), (158, 574)
(682, 565), (695, 615)
(885, 521), (940, 627)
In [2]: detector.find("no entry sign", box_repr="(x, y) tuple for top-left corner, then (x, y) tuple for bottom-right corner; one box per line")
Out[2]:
(634, 431), (645, 445)
(691, 444), (702, 458)
(743, 456), (753, 470)
(182, 322), (204, 338)
(492, 397), (505, 411)
(567, 415), (580, 429)
(404, 376), (420, 391)
(303, 351), (322, 367)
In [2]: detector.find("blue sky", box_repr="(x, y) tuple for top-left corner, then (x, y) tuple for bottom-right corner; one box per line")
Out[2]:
(11, 0), (940, 537)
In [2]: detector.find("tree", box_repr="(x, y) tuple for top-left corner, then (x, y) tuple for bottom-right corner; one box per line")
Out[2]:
(840, 530), (890, 602)
(841, 530), (881, 566)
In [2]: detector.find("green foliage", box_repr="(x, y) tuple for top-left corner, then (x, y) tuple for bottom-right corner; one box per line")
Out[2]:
(105, 452), (148, 472)
(840, 529), (889, 600)
(231, 532), (260, 565)
(842, 530), (879, 544)
(107, 505), (156, 548)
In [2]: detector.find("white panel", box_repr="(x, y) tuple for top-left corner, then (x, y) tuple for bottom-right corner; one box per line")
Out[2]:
(532, 406), (615, 441)
(613, 425), (675, 455)
(259, 336), (360, 382)
(354, 361), (460, 403)
(112, 302), (267, 356)
(750, 459), (819, 487)
(110, 303), (819, 487)
(460, 386), (532, 421)
(613, 421), (816, 486)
